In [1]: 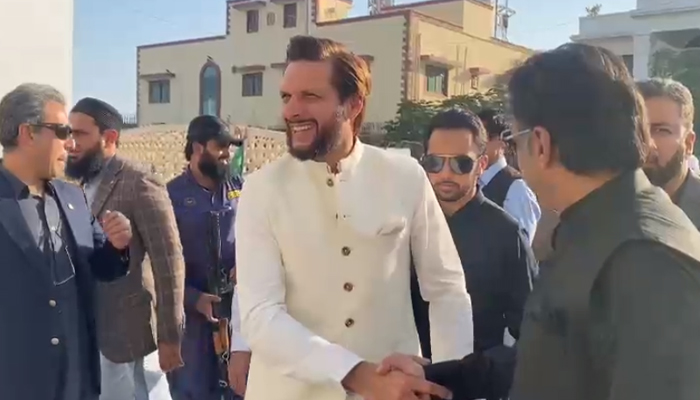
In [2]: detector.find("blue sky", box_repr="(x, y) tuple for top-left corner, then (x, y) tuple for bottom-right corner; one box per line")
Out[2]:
(73, 0), (636, 114)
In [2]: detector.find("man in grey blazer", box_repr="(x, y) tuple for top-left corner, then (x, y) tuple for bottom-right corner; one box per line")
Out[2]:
(67, 97), (185, 400)
(639, 78), (700, 228)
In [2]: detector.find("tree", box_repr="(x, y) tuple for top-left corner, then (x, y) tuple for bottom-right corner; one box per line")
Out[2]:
(585, 4), (602, 17)
(383, 86), (508, 144)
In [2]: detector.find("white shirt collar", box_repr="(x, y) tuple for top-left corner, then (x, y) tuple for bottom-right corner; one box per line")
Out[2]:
(480, 156), (507, 186)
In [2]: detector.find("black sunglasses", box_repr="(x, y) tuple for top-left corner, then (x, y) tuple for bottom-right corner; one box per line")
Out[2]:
(422, 155), (477, 175)
(31, 123), (73, 140)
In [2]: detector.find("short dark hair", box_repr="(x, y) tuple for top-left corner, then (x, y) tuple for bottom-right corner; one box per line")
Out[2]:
(477, 108), (509, 140)
(637, 78), (695, 130)
(286, 35), (372, 134)
(425, 108), (487, 154)
(508, 43), (648, 175)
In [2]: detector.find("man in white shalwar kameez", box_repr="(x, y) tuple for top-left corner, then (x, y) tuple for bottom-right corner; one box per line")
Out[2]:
(235, 35), (474, 400)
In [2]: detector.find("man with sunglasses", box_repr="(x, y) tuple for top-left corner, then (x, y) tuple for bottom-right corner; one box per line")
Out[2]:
(480, 112), (558, 262)
(0, 82), (132, 400)
(411, 108), (536, 399)
(386, 44), (700, 400)
(477, 109), (540, 244)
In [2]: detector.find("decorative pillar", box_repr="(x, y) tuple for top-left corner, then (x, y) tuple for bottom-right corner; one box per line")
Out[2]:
(633, 33), (651, 79)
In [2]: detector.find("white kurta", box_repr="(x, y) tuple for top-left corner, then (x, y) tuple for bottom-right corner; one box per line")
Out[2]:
(235, 141), (473, 400)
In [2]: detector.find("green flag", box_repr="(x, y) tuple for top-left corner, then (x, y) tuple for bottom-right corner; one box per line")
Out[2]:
(231, 145), (245, 176)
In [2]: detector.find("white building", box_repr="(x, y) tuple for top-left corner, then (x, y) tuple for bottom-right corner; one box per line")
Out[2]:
(0, 0), (74, 103)
(572, 0), (700, 79)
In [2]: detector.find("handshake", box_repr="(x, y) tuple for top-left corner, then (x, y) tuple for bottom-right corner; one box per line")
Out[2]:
(342, 353), (451, 400)
(343, 346), (514, 400)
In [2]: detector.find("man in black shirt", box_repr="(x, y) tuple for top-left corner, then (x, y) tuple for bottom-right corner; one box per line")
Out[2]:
(0, 83), (132, 400)
(411, 108), (536, 398)
(391, 43), (700, 400)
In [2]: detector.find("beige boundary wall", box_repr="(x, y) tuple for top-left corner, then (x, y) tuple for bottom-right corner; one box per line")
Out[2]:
(118, 125), (286, 182)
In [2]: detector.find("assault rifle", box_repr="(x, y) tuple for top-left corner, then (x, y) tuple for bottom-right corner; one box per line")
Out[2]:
(207, 210), (235, 391)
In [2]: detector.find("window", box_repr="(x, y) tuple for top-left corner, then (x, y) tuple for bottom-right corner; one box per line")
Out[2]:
(246, 10), (259, 33)
(622, 55), (634, 76)
(425, 65), (448, 96)
(200, 62), (221, 116)
(470, 75), (480, 90)
(242, 72), (263, 97)
(266, 11), (275, 26)
(283, 3), (297, 28)
(148, 80), (170, 104)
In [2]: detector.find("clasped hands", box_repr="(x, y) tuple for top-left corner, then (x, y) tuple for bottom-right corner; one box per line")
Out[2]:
(343, 354), (452, 400)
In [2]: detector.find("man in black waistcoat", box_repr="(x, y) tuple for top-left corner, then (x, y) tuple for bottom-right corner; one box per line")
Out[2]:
(0, 83), (132, 400)
(639, 78), (700, 229)
(477, 109), (540, 243)
(380, 43), (700, 400)
(410, 109), (536, 399)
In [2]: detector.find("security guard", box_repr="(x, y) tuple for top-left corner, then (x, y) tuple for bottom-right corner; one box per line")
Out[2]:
(166, 116), (244, 400)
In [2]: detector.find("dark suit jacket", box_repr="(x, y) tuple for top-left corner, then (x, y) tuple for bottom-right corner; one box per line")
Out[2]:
(0, 175), (130, 399)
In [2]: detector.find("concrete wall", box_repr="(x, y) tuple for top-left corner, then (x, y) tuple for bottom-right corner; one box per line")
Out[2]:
(412, 14), (530, 101)
(574, 0), (700, 79)
(0, 0), (73, 103)
(137, 0), (531, 128)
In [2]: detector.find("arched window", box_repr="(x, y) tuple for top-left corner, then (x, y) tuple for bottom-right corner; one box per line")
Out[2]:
(200, 61), (221, 116)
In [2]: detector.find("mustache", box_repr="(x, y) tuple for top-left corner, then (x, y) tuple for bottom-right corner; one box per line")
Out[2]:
(436, 181), (460, 187)
(285, 118), (318, 126)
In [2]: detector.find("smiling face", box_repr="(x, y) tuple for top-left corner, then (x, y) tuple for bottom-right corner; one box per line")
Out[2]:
(192, 138), (232, 183)
(280, 60), (345, 161)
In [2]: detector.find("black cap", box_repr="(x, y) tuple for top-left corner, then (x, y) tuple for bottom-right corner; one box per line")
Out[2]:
(71, 97), (123, 132)
(186, 115), (242, 146)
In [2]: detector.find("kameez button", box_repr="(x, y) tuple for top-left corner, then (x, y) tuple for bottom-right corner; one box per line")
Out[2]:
(345, 318), (355, 328)
(49, 300), (57, 307)
(326, 178), (334, 187)
(341, 246), (351, 256)
(343, 282), (354, 292)
(51, 338), (60, 345)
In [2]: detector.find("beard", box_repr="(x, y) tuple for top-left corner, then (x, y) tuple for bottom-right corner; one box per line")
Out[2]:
(433, 181), (470, 202)
(65, 143), (107, 182)
(198, 150), (230, 183)
(285, 117), (341, 161)
(644, 147), (685, 188)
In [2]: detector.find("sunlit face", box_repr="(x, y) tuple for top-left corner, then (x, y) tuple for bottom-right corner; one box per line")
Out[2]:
(424, 129), (487, 203)
(643, 96), (695, 188)
(65, 112), (112, 180)
(23, 101), (71, 180)
(510, 121), (551, 203)
(280, 60), (345, 161)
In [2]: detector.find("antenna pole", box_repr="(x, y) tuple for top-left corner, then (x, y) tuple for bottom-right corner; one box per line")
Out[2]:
(493, 0), (499, 37)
